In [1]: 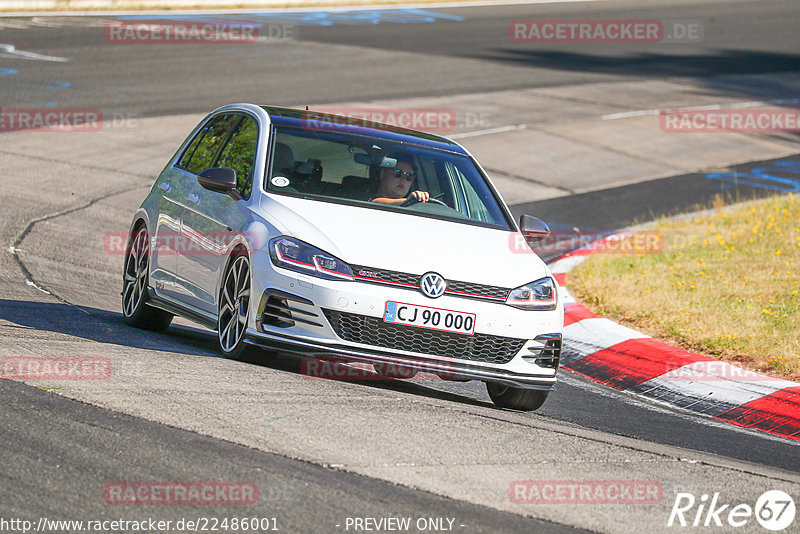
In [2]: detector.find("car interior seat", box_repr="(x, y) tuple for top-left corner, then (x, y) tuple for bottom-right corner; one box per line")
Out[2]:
(293, 158), (323, 193)
(338, 175), (374, 200)
(272, 142), (296, 178)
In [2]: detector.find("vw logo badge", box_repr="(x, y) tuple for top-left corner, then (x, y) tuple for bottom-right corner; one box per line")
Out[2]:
(419, 272), (446, 298)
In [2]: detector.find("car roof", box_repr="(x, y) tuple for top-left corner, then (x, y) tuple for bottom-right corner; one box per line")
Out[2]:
(260, 105), (467, 154)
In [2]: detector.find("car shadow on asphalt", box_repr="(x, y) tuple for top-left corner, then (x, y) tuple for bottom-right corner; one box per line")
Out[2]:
(0, 298), (496, 409)
(476, 49), (800, 91)
(264, 351), (495, 410)
(0, 299), (220, 358)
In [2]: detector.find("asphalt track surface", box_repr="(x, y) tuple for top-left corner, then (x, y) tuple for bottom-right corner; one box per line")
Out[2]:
(2, 0), (800, 532)
(0, 0), (798, 115)
(2, 378), (578, 534)
(513, 154), (800, 254)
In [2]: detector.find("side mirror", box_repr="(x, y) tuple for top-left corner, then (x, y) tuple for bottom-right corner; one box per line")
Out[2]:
(520, 215), (550, 243)
(197, 168), (241, 199)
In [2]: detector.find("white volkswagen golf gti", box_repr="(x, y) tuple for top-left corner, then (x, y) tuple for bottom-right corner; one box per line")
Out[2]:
(122, 104), (563, 411)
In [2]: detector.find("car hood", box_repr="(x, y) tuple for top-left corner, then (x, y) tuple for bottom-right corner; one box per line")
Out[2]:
(259, 194), (550, 288)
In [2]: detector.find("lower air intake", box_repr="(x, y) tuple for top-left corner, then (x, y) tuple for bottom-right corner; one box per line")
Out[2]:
(322, 309), (525, 365)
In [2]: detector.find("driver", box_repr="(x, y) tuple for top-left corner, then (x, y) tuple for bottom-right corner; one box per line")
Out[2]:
(371, 154), (429, 205)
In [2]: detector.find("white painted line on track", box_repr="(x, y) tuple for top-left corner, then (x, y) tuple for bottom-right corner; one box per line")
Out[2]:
(0, 43), (69, 62)
(602, 106), (719, 121)
(602, 98), (800, 120)
(449, 124), (526, 139)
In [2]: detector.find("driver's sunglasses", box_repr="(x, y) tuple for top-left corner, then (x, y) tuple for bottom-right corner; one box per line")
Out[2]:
(388, 169), (416, 181)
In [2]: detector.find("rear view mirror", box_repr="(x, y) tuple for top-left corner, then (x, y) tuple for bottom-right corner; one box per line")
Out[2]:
(520, 215), (550, 243)
(378, 156), (397, 168)
(354, 153), (372, 165)
(354, 152), (395, 167)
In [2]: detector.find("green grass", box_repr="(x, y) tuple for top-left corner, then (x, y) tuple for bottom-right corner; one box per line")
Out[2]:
(569, 194), (800, 379)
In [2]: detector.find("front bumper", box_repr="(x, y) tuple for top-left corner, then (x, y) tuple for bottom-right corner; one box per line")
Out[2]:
(248, 250), (563, 389)
(245, 328), (557, 390)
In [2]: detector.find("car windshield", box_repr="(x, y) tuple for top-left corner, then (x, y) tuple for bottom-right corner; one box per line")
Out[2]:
(264, 125), (512, 230)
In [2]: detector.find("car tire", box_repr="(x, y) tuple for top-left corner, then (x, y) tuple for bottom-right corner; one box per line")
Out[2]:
(486, 382), (549, 411)
(122, 225), (173, 332)
(217, 249), (268, 362)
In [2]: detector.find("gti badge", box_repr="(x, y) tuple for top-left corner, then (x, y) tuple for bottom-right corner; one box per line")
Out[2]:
(419, 272), (446, 298)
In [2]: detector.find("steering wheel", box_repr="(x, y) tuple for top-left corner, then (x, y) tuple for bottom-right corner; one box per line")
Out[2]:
(401, 195), (448, 207)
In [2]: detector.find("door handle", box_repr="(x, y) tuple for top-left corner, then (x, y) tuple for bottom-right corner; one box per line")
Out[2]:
(158, 182), (171, 193)
(186, 194), (200, 205)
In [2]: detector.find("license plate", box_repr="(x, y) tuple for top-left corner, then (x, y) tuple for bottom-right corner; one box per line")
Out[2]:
(383, 301), (475, 335)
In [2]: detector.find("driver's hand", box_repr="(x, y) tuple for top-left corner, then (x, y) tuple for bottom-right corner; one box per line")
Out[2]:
(409, 191), (429, 202)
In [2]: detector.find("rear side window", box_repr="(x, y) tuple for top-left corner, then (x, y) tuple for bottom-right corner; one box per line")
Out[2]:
(178, 113), (240, 174)
(217, 116), (258, 197)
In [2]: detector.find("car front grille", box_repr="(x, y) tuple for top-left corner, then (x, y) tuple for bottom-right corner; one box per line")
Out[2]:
(322, 309), (525, 365)
(447, 280), (509, 300)
(350, 265), (510, 302)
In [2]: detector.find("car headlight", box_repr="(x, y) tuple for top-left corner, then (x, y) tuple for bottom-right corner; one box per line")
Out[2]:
(505, 277), (557, 310)
(269, 237), (354, 281)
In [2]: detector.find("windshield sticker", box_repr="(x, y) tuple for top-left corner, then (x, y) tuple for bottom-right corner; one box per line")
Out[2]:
(271, 176), (291, 187)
